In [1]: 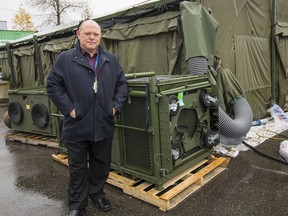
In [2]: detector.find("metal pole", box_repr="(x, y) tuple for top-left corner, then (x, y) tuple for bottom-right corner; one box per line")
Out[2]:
(33, 36), (44, 86)
(271, 0), (276, 104)
(125, 72), (155, 79)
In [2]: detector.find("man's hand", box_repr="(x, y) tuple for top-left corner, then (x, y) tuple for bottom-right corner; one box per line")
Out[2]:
(112, 108), (117, 116)
(70, 109), (76, 118)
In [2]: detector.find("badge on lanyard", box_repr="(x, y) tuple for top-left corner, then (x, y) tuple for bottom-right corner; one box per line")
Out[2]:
(93, 78), (98, 93)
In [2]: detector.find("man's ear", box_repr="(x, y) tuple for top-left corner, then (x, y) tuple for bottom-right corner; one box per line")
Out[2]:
(76, 30), (80, 39)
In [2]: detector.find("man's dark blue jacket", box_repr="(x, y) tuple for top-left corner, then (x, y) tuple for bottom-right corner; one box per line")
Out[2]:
(46, 44), (128, 143)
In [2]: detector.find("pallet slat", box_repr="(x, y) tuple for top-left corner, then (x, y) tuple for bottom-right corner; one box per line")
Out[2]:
(5, 131), (58, 148)
(52, 153), (68, 165)
(52, 153), (229, 211)
(160, 156), (228, 200)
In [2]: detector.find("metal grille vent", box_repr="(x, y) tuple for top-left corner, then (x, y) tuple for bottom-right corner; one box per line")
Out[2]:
(122, 97), (152, 172)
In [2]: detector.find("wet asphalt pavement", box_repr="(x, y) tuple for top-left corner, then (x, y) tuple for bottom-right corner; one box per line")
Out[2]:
(1, 104), (288, 216)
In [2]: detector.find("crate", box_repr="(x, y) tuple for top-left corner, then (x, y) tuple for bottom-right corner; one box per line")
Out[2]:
(52, 153), (229, 211)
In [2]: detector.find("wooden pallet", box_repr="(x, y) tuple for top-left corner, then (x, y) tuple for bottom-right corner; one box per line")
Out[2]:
(52, 153), (69, 165)
(52, 153), (230, 211)
(5, 130), (58, 148)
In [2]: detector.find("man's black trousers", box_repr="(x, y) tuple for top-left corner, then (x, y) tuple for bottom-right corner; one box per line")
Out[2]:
(64, 138), (113, 210)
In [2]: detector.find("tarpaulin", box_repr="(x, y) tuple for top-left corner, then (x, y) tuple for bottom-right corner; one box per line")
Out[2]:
(180, 1), (218, 65)
(0, 50), (10, 81)
(40, 35), (75, 84)
(102, 11), (185, 75)
(199, 0), (288, 118)
(12, 45), (37, 87)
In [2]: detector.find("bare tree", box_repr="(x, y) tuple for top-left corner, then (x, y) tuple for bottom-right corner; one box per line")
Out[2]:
(27, 0), (88, 27)
(81, 3), (93, 20)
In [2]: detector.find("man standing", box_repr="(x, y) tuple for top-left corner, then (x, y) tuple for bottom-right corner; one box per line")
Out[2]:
(46, 20), (128, 216)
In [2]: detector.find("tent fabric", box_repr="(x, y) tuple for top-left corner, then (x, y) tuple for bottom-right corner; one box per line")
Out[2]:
(234, 36), (271, 118)
(244, 88), (271, 119)
(276, 22), (288, 36)
(102, 12), (180, 40)
(200, 0), (271, 70)
(19, 55), (37, 87)
(13, 45), (34, 57)
(0, 50), (10, 81)
(275, 22), (288, 78)
(180, 1), (218, 65)
(12, 45), (37, 87)
(235, 36), (270, 91)
(40, 35), (75, 85)
(199, 0), (288, 118)
(42, 36), (75, 52)
(40, 48), (53, 86)
(275, 22), (288, 108)
(213, 67), (245, 113)
(102, 11), (185, 75)
(12, 55), (22, 88)
(275, 54), (287, 109)
(0, 51), (8, 58)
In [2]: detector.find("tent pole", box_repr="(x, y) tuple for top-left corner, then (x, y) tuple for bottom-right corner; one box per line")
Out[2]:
(271, 0), (276, 104)
(33, 35), (44, 86)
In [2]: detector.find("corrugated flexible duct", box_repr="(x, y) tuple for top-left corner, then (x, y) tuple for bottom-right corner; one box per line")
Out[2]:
(188, 57), (253, 145)
(188, 56), (208, 75)
(218, 97), (253, 145)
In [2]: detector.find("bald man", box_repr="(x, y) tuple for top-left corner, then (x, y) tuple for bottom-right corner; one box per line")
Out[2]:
(47, 20), (128, 216)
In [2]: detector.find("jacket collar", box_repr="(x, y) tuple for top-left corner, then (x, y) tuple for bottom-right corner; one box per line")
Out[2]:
(73, 44), (110, 70)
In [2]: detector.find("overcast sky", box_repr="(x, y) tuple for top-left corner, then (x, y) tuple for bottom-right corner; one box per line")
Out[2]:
(0, 0), (148, 30)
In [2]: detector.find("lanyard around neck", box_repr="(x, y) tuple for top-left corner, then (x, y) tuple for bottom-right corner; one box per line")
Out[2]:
(94, 54), (99, 72)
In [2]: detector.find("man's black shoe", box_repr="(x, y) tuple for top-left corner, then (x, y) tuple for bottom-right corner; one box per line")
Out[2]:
(93, 197), (112, 212)
(68, 208), (86, 216)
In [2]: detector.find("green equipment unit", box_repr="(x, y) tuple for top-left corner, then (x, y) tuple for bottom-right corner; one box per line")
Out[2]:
(7, 87), (59, 137)
(112, 72), (219, 189)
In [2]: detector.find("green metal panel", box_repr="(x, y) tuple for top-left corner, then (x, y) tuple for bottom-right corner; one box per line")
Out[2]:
(112, 74), (219, 189)
(8, 87), (58, 137)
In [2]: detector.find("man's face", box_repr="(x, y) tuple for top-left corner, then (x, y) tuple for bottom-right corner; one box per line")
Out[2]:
(77, 20), (102, 53)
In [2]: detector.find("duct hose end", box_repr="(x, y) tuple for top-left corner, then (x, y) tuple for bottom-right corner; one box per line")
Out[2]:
(219, 98), (253, 145)
(187, 56), (208, 75)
